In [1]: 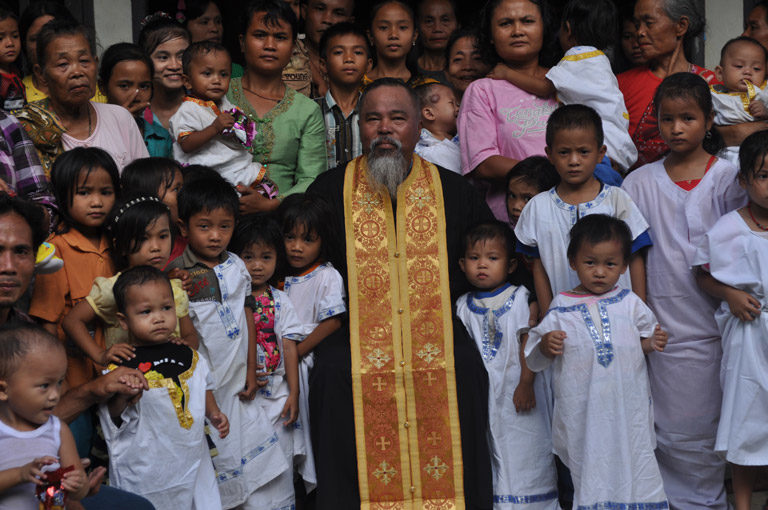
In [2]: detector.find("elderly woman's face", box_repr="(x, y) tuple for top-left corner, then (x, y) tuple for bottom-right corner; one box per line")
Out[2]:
(743, 6), (768, 51)
(39, 33), (96, 106)
(446, 36), (489, 94)
(490, 0), (544, 68)
(634, 0), (685, 62)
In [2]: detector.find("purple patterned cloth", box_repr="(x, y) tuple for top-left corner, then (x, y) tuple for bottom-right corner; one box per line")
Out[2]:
(0, 110), (56, 223)
(222, 106), (257, 148)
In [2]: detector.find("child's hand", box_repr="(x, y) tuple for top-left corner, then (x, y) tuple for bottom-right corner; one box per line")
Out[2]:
(117, 88), (150, 116)
(167, 268), (192, 293)
(281, 392), (299, 426)
(79, 458), (106, 498)
(642, 324), (668, 354)
(213, 112), (235, 132)
(749, 98), (768, 119)
(98, 344), (135, 365)
(487, 62), (512, 81)
(61, 465), (87, 495)
(114, 370), (147, 406)
(512, 380), (536, 413)
(17, 457), (57, 485)
(252, 362), (269, 388)
(651, 324), (668, 352)
(725, 287), (761, 321)
(238, 372), (259, 401)
(208, 411), (229, 438)
(540, 330), (566, 358)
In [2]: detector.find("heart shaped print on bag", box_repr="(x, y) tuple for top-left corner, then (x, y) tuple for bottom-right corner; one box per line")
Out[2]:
(138, 362), (152, 373)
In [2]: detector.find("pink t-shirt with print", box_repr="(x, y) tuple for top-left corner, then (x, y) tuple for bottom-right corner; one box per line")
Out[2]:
(458, 78), (557, 220)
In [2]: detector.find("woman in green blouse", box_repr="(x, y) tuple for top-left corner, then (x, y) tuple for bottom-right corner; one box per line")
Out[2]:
(227, 0), (326, 214)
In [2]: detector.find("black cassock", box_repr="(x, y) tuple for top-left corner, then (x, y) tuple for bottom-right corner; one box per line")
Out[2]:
(307, 162), (495, 509)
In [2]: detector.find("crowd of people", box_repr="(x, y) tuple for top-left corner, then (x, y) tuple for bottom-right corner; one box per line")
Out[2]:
(0, 0), (767, 509)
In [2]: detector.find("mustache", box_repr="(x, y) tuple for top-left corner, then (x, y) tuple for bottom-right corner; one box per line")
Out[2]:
(370, 136), (402, 152)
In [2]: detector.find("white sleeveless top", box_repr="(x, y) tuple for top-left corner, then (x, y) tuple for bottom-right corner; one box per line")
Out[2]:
(0, 416), (61, 510)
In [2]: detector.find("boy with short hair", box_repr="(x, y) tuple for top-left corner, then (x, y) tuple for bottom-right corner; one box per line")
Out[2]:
(315, 22), (371, 170)
(283, 0), (356, 98)
(414, 81), (461, 173)
(514, 104), (651, 315)
(168, 175), (289, 509)
(100, 266), (228, 510)
(455, 221), (560, 508)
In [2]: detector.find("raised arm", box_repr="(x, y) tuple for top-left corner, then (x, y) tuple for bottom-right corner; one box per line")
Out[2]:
(62, 300), (134, 366)
(488, 63), (555, 98)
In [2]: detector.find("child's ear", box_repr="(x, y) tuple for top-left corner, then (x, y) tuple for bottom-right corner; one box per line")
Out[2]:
(0, 379), (8, 401)
(422, 106), (436, 121)
(599, 144), (607, 160)
(714, 65), (724, 84)
(568, 258), (576, 272)
(545, 145), (552, 159)
(177, 219), (189, 238)
(117, 312), (129, 331)
(319, 58), (327, 77)
(182, 74), (192, 90)
(508, 257), (518, 275)
(706, 110), (714, 132)
(366, 57), (373, 74)
(458, 257), (466, 272)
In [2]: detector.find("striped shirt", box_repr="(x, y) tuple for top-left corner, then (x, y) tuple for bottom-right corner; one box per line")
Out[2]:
(0, 110), (55, 217)
(314, 90), (362, 170)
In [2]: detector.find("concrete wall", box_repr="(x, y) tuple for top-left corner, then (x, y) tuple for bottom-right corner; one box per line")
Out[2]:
(93, 0), (134, 56)
(705, 0), (746, 70)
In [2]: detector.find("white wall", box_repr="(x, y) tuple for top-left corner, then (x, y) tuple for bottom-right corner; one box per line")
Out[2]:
(93, 0), (134, 57)
(705, 0), (745, 70)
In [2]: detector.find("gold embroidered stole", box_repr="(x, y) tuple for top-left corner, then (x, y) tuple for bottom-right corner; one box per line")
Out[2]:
(344, 154), (464, 509)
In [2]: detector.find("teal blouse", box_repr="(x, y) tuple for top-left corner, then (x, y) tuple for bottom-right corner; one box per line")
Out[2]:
(227, 78), (326, 197)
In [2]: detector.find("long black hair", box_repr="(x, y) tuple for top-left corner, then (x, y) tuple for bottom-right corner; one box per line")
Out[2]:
(277, 193), (336, 273)
(230, 212), (286, 284)
(653, 72), (724, 156)
(50, 148), (121, 233)
(106, 195), (172, 271)
(738, 129), (768, 182)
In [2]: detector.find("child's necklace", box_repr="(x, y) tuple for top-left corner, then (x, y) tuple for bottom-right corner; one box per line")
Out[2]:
(747, 203), (768, 231)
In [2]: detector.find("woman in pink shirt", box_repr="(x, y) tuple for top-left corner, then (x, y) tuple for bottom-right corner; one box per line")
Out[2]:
(16, 19), (147, 175)
(457, 0), (557, 220)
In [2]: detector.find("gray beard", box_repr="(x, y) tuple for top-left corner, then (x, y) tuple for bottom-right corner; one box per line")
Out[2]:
(367, 137), (407, 200)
